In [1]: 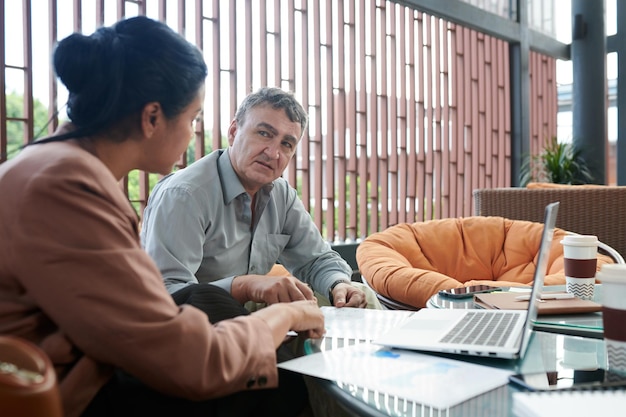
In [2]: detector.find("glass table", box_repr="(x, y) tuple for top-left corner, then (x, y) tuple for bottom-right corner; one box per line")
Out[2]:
(300, 287), (608, 417)
(303, 331), (607, 417)
(427, 285), (604, 339)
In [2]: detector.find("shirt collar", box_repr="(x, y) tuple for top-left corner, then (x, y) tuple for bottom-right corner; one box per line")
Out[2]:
(218, 148), (275, 204)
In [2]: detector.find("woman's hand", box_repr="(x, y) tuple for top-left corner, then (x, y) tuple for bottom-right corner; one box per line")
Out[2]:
(252, 300), (325, 347)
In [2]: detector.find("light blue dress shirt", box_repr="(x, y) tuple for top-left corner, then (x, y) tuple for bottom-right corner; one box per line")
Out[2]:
(140, 149), (352, 298)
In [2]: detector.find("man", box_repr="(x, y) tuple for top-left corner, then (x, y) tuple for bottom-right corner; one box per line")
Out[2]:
(141, 87), (369, 308)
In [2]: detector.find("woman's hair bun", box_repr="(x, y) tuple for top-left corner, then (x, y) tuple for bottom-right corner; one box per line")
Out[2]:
(53, 33), (98, 94)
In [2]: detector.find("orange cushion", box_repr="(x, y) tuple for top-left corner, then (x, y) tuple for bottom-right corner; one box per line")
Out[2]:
(526, 182), (610, 189)
(268, 264), (289, 276)
(356, 217), (613, 309)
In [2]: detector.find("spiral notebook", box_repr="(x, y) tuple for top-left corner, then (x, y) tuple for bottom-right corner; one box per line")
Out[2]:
(512, 389), (626, 417)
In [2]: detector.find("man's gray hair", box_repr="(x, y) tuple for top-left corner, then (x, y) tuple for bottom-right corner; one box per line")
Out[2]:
(235, 87), (308, 134)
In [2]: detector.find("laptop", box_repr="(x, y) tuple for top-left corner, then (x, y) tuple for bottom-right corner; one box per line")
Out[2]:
(373, 202), (560, 359)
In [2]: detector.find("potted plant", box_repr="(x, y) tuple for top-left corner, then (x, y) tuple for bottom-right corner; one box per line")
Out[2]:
(519, 136), (594, 186)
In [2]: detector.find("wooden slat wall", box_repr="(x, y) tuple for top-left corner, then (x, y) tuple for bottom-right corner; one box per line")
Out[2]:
(1, 0), (557, 242)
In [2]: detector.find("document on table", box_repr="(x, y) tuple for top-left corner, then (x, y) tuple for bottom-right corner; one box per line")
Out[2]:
(319, 306), (414, 340)
(280, 306), (511, 409)
(279, 342), (512, 409)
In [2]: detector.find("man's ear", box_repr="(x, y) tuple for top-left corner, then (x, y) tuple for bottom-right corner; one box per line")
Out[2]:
(227, 119), (238, 146)
(141, 102), (163, 137)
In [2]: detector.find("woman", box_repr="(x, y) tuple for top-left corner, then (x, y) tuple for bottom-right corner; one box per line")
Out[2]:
(0, 16), (324, 417)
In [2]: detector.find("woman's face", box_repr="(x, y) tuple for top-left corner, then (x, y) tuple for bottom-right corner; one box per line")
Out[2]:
(146, 86), (205, 175)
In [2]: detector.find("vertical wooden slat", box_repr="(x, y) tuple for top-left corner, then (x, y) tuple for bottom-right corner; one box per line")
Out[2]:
(483, 35), (492, 189)
(273, 0), (281, 87)
(312, 0), (322, 227)
(415, 11), (425, 222)
(171, 0), (188, 170)
(449, 21), (459, 217)
(501, 41), (510, 186)
(406, 9), (417, 221)
(397, 6), (408, 224)
(244, 0), (253, 94)
(22, 0), (33, 145)
(259, 0), (268, 86)
(346, 0), (358, 240)
(470, 30), (480, 214)
(74, 0), (82, 31)
(157, 0), (166, 21)
(299, 0), (311, 213)
(378, 2), (389, 228)
(357, 0), (369, 238)
(441, 19), (450, 218)
(228, 0), (236, 127)
(211, 0), (221, 152)
(194, 0), (205, 162)
(454, 25), (468, 213)
(46, 0), (58, 136)
(433, 16), (442, 219)
(368, 0), (378, 234)
(323, 0), (335, 240)
(286, 0), (298, 186)
(335, 0), (347, 241)
(424, 14), (433, 221)
(388, 3), (398, 227)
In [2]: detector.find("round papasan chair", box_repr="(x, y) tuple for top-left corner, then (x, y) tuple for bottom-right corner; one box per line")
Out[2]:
(356, 216), (615, 309)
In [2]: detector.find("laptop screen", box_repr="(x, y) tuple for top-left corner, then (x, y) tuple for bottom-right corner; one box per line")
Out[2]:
(518, 201), (560, 358)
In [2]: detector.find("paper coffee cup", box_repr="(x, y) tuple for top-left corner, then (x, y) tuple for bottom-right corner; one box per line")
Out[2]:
(561, 235), (598, 300)
(596, 264), (626, 375)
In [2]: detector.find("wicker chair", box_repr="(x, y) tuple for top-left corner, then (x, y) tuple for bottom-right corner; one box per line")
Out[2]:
(473, 187), (626, 260)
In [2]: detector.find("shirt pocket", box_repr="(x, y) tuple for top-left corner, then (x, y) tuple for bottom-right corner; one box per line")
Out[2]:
(251, 234), (290, 273)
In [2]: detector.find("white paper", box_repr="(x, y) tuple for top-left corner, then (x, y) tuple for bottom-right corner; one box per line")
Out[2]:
(320, 306), (414, 340)
(513, 390), (626, 417)
(279, 342), (512, 409)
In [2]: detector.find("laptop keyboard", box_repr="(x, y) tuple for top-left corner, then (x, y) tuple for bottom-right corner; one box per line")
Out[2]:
(439, 311), (519, 347)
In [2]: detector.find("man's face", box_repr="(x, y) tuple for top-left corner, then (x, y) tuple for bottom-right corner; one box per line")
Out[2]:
(228, 104), (302, 195)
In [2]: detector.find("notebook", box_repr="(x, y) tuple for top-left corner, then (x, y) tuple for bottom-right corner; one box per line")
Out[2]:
(373, 202), (560, 360)
(473, 291), (601, 315)
(512, 389), (626, 417)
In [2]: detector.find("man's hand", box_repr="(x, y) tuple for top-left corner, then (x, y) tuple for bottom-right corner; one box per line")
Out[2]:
(331, 282), (367, 308)
(231, 274), (316, 304)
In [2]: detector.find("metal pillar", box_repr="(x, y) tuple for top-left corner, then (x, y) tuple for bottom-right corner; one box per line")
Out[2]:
(617, 1), (626, 185)
(571, 0), (607, 184)
(509, 0), (530, 187)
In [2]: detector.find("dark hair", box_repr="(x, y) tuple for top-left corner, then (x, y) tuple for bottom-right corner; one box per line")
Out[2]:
(235, 87), (308, 135)
(43, 16), (207, 142)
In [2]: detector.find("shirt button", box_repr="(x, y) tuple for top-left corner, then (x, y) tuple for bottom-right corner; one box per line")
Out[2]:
(250, 266), (256, 272)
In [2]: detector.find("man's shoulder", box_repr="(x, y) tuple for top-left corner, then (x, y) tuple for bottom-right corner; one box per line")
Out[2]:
(271, 176), (296, 193)
(156, 151), (221, 193)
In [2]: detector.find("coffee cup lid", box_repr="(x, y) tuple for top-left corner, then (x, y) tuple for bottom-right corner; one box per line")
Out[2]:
(560, 235), (598, 247)
(596, 264), (626, 284)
